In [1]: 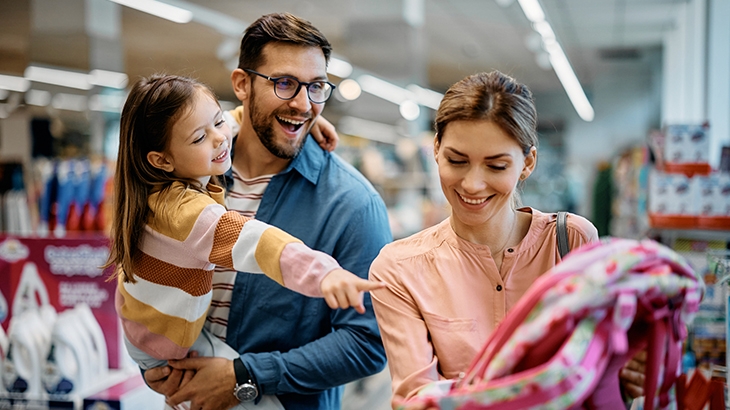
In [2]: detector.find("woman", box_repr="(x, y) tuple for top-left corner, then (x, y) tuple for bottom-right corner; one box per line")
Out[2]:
(369, 71), (642, 408)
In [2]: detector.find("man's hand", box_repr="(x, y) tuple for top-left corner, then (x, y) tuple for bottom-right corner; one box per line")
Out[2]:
(144, 351), (198, 398)
(311, 116), (339, 152)
(619, 350), (646, 399)
(165, 357), (239, 410)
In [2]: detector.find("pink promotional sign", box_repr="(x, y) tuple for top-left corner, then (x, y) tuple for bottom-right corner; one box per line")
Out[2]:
(0, 235), (122, 369)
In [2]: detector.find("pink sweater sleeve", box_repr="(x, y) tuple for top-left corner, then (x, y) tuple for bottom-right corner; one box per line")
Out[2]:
(278, 243), (340, 297)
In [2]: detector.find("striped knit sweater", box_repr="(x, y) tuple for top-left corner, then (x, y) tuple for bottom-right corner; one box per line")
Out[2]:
(115, 182), (339, 360)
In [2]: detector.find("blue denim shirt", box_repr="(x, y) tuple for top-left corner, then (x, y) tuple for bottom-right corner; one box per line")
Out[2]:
(224, 135), (392, 410)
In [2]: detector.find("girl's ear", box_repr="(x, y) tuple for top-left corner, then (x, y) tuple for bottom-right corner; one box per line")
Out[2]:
(147, 151), (174, 172)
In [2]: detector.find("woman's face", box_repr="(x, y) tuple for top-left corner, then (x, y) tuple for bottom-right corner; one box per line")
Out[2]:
(434, 119), (536, 230)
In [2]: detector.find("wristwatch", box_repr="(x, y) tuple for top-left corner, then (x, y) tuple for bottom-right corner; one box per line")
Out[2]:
(233, 358), (258, 402)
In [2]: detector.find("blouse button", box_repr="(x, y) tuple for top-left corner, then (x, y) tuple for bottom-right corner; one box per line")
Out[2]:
(496, 285), (503, 291)
(507, 248), (514, 253)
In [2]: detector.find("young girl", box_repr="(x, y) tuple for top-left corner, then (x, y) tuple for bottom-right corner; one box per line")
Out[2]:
(106, 74), (381, 407)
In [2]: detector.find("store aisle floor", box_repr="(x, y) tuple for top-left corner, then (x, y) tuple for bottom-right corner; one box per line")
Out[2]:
(342, 367), (392, 410)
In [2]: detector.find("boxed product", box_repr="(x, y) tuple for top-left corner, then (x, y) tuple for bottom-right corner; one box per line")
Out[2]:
(696, 174), (721, 216)
(649, 170), (696, 215)
(664, 124), (710, 164)
(0, 234), (122, 369)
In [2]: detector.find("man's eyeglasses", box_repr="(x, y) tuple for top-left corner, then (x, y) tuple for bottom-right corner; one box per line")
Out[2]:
(243, 69), (336, 104)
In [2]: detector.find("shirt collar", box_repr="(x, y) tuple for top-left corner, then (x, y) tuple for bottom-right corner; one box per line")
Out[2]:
(279, 136), (323, 185)
(225, 134), (323, 187)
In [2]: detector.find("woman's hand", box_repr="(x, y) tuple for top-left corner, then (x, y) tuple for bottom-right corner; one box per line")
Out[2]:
(620, 350), (646, 398)
(320, 269), (386, 313)
(311, 116), (339, 152)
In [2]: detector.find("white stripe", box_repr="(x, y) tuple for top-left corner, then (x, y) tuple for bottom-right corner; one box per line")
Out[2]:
(140, 204), (224, 270)
(123, 276), (212, 322)
(230, 219), (271, 273)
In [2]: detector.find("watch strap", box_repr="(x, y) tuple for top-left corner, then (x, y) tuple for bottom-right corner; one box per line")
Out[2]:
(233, 357), (252, 384)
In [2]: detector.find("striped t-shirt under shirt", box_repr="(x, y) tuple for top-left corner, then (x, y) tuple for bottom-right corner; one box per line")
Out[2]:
(207, 165), (273, 342)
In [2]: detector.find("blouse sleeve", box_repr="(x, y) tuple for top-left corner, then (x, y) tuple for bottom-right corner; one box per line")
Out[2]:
(369, 247), (442, 405)
(566, 212), (600, 252)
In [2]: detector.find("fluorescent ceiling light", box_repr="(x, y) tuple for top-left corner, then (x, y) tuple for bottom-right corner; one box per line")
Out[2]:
(89, 69), (128, 89)
(545, 43), (594, 121)
(89, 93), (126, 113)
(109, 0), (192, 24)
(517, 0), (594, 121)
(517, 0), (545, 23)
(358, 75), (410, 105)
(406, 84), (443, 110)
(359, 74), (443, 111)
(52, 93), (88, 111)
(327, 57), (353, 78)
(0, 74), (30, 92)
(25, 90), (52, 106)
(399, 100), (421, 121)
(25, 66), (93, 90)
(532, 21), (555, 42)
(337, 79), (362, 101)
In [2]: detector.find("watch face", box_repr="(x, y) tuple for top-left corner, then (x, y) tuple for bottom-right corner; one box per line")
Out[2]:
(235, 383), (258, 402)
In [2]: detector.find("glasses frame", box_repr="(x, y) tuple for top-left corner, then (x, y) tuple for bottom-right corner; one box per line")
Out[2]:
(243, 69), (336, 104)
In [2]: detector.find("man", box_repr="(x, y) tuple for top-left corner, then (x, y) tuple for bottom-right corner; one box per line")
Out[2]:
(144, 12), (392, 410)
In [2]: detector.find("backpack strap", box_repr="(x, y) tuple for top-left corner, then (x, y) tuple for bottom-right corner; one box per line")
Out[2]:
(556, 211), (570, 259)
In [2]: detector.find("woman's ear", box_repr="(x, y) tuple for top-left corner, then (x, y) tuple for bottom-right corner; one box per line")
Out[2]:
(147, 151), (174, 172)
(433, 134), (440, 160)
(521, 146), (537, 179)
(231, 68), (250, 103)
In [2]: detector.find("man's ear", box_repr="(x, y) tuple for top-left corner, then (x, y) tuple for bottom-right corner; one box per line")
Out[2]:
(147, 151), (174, 172)
(231, 68), (250, 103)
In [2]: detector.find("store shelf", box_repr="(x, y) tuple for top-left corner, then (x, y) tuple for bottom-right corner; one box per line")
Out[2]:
(647, 227), (730, 243)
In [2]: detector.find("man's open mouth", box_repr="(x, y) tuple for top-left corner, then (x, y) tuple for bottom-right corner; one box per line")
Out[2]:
(277, 116), (306, 132)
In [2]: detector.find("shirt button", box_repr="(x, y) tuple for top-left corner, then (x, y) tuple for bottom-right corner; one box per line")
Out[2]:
(507, 248), (514, 253)
(496, 285), (503, 291)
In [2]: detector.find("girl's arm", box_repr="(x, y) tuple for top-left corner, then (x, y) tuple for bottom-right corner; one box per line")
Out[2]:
(311, 116), (339, 152)
(209, 210), (380, 312)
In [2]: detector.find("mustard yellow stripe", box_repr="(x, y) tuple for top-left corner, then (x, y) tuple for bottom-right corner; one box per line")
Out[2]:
(254, 227), (300, 286)
(118, 281), (206, 348)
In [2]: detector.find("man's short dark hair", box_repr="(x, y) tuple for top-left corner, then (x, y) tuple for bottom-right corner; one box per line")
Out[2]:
(238, 13), (332, 70)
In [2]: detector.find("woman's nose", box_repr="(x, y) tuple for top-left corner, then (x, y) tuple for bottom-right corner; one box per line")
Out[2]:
(461, 167), (487, 192)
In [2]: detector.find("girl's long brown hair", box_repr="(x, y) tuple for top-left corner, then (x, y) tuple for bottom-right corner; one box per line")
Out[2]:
(103, 74), (218, 282)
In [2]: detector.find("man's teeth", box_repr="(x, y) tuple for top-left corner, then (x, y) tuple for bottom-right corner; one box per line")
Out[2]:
(459, 194), (487, 205)
(277, 116), (305, 125)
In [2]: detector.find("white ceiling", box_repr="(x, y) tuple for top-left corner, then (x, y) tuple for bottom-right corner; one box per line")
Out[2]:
(0, 0), (684, 126)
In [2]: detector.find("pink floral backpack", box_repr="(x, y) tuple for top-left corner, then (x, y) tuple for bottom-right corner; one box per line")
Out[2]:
(401, 238), (703, 410)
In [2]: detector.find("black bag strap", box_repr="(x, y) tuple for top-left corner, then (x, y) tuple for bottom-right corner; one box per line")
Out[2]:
(556, 211), (570, 259)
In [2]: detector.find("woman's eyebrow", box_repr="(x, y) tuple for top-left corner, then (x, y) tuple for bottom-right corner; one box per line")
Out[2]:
(445, 147), (512, 160)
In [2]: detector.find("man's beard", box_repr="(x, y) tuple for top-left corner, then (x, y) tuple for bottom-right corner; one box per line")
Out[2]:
(248, 86), (311, 160)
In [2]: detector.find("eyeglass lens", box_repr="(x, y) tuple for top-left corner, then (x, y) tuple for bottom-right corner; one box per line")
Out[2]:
(274, 78), (332, 103)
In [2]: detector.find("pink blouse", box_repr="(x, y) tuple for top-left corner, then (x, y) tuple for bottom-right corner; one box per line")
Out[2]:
(369, 207), (599, 405)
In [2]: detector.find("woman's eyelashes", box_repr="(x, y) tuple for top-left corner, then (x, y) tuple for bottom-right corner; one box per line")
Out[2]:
(446, 157), (466, 165)
(446, 158), (509, 171)
(192, 134), (205, 144)
(215, 118), (225, 128)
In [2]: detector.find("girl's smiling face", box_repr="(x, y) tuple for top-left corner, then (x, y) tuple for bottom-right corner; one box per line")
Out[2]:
(435, 119), (536, 232)
(148, 88), (232, 185)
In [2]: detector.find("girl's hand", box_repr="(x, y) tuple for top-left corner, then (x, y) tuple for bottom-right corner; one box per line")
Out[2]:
(312, 116), (339, 152)
(320, 269), (386, 313)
